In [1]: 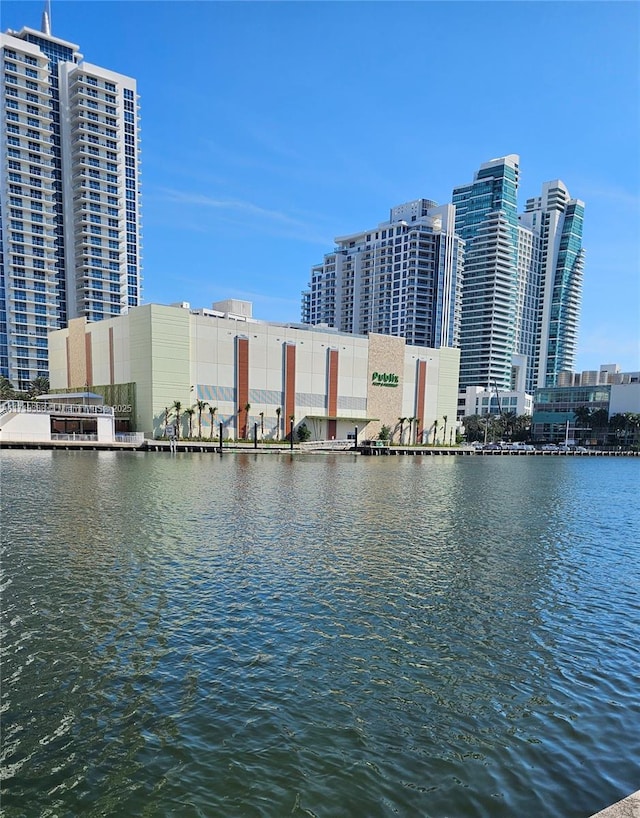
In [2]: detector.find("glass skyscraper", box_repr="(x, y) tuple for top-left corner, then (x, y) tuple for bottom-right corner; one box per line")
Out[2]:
(0, 15), (141, 387)
(453, 156), (585, 394)
(452, 154), (521, 392)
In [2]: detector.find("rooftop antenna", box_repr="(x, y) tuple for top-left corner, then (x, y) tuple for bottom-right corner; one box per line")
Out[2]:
(41, 0), (52, 35)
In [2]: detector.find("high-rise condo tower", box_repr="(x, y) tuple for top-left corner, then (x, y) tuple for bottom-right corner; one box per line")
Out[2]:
(453, 156), (584, 394)
(301, 199), (463, 349)
(1, 9), (141, 386)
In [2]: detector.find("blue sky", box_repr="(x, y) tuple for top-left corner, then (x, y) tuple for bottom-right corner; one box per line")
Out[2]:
(5, 0), (640, 372)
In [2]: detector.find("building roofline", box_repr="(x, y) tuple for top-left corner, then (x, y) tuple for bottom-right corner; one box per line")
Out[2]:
(5, 25), (80, 52)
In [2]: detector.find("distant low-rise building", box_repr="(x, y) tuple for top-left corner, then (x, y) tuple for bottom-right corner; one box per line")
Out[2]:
(48, 301), (460, 443)
(532, 364), (640, 444)
(459, 386), (533, 419)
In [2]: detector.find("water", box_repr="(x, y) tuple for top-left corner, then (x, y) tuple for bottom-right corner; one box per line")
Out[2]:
(1, 451), (639, 818)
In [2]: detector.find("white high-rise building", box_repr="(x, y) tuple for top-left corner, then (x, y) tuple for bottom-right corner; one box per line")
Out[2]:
(1, 13), (141, 387)
(301, 199), (463, 349)
(520, 181), (585, 388)
(453, 157), (585, 398)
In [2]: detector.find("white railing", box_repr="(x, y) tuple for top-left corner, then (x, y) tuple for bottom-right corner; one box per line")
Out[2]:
(51, 433), (98, 442)
(0, 400), (113, 416)
(115, 432), (144, 444)
(299, 439), (355, 451)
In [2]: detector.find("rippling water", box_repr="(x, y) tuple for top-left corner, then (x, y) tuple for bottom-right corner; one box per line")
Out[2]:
(1, 451), (639, 817)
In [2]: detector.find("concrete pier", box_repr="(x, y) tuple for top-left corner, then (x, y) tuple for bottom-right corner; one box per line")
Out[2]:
(590, 790), (640, 818)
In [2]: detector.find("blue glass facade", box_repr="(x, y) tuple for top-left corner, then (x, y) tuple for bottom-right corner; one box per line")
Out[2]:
(545, 202), (585, 385)
(453, 155), (521, 391)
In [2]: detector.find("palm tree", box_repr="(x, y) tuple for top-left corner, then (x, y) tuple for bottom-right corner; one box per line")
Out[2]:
(27, 375), (49, 400)
(171, 400), (183, 439)
(184, 406), (195, 438)
(195, 399), (208, 439)
(591, 408), (609, 444)
(625, 413), (640, 447)
(0, 376), (15, 400)
(259, 411), (264, 439)
(275, 407), (282, 441)
(572, 405), (591, 444)
(609, 413), (628, 447)
(442, 414), (448, 446)
(407, 417), (416, 445)
(398, 417), (406, 445)
(243, 402), (251, 439)
(208, 406), (218, 439)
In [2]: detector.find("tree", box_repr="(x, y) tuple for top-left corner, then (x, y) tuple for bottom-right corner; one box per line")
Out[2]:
(407, 417), (416, 445)
(296, 422), (311, 443)
(275, 407), (282, 441)
(27, 376), (49, 400)
(432, 419), (438, 446)
(208, 406), (218, 439)
(589, 408), (609, 445)
(625, 413), (640, 447)
(442, 414), (448, 446)
(398, 417), (406, 445)
(511, 414), (532, 442)
(243, 403), (251, 439)
(171, 400), (183, 438)
(574, 405), (592, 427)
(259, 411), (264, 438)
(0, 376), (15, 400)
(195, 399), (209, 439)
(184, 406), (195, 438)
(609, 413), (629, 446)
(378, 425), (391, 441)
(462, 414), (484, 442)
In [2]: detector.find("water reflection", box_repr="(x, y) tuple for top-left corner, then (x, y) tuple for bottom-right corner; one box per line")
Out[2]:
(1, 452), (638, 817)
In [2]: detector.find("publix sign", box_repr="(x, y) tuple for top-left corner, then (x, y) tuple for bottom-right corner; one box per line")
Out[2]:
(372, 372), (399, 387)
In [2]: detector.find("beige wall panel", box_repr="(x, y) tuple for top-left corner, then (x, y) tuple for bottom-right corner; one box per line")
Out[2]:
(88, 325), (111, 386)
(366, 334), (405, 437)
(48, 330), (69, 390)
(67, 317), (88, 388)
(112, 318), (132, 385)
(146, 305), (191, 437)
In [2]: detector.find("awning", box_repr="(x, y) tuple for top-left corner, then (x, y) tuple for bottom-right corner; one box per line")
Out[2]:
(37, 392), (104, 401)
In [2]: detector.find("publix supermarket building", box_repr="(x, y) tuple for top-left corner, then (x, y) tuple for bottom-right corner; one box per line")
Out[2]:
(48, 301), (459, 442)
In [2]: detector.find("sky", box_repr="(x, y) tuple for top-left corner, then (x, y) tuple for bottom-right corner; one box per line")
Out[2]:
(4, 0), (640, 373)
